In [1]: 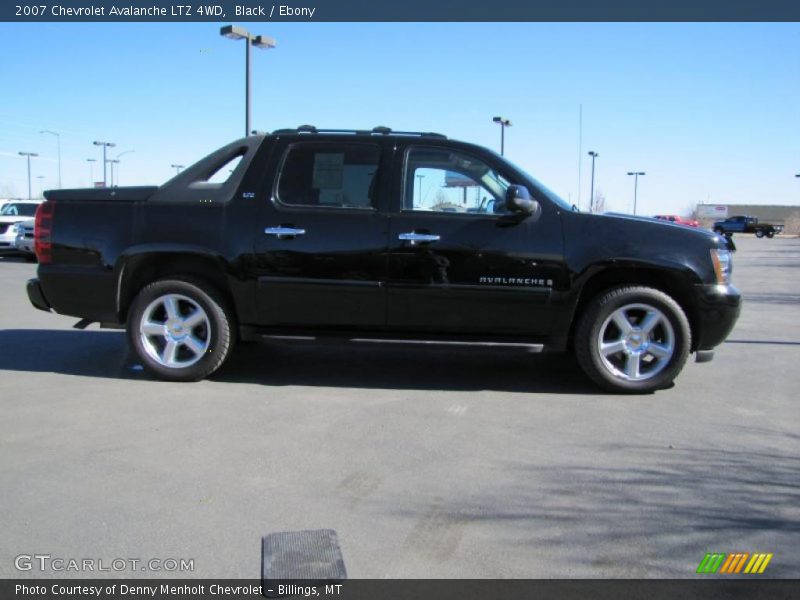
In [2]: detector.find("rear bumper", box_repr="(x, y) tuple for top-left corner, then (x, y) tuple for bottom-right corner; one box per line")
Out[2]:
(27, 278), (52, 312)
(693, 283), (741, 351)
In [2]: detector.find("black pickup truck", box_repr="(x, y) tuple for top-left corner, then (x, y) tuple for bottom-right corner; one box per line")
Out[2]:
(27, 127), (741, 393)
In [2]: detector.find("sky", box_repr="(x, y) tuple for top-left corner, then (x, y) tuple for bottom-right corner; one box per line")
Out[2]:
(0, 22), (799, 215)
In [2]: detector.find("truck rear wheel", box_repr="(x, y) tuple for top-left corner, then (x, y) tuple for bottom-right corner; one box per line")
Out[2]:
(575, 286), (691, 393)
(766, 231), (775, 238)
(127, 278), (234, 382)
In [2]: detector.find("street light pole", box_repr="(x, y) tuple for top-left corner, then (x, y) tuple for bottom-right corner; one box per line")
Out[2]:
(36, 175), (45, 198)
(588, 151), (599, 212)
(109, 159), (120, 187)
(627, 171), (646, 215)
(87, 159), (96, 185)
(114, 150), (135, 186)
(40, 130), (61, 188)
(492, 116), (512, 156)
(220, 25), (276, 137)
(18, 152), (38, 200)
(171, 164), (185, 174)
(93, 141), (116, 187)
(416, 174), (425, 204)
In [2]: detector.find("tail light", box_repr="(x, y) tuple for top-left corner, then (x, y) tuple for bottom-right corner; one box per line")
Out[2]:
(34, 201), (56, 264)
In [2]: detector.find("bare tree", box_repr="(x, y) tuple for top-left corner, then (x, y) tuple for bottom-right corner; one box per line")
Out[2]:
(0, 183), (17, 199)
(431, 189), (449, 211)
(592, 190), (606, 214)
(783, 211), (800, 235)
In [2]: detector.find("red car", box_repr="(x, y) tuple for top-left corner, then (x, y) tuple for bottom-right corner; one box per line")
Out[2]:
(654, 214), (700, 227)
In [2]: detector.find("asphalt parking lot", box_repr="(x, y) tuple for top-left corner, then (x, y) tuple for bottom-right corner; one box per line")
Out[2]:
(1, 235), (798, 579)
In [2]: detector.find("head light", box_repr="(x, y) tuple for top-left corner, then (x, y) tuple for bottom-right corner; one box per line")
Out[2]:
(710, 249), (732, 284)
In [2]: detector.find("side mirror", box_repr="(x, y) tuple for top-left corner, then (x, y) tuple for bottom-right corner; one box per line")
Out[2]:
(505, 185), (539, 215)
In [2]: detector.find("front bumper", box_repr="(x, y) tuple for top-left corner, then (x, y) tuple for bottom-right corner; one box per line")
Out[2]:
(15, 234), (35, 253)
(27, 278), (52, 312)
(0, 231), (18, 252)
(693, 283), (741, 351)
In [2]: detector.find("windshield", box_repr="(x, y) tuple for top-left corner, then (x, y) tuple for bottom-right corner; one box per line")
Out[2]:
(494, 155), (576, 211)
(0, 203), (38, 217)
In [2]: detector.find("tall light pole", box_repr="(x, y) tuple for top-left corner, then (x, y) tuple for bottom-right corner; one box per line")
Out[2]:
(36, 175), (45, 198)
(220, 25), (277, 137)
(18, 152), (38, 200)
(114, 150), (135, 186)
(93, 140), (116, 187)
(492, 116), (512, 156)
(588, 151), (599, 212)
(108, 159), (120, 187)
(627, 171), (646, 215)
(86, 158), (96, 185)
(171, 164), (185, 174)
(40, 130), (61, 188)
(416, 174), (425, 205)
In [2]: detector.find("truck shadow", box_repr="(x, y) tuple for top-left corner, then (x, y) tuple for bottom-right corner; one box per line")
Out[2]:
(218, 340), (602, 394)
(0, 328), (602, 395)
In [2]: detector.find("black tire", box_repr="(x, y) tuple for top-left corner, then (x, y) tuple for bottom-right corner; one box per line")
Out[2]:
(24, 254), (37, 263)
(575, 286), (691, 393)
(713, 227), (724, 235)
(755, 230), (765, 238)
(766, 231), (775, 239)
(127, 278), (234, 381)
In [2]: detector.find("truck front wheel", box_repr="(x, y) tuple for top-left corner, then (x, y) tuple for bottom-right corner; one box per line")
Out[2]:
(127, 278), (234, 381)
(755, 230), (765, 238)
(575, 286), (691, 393)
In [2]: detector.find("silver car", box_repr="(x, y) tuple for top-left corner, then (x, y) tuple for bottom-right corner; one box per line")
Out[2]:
(14, 218), (36, 260)
(0, 201), (40, 255)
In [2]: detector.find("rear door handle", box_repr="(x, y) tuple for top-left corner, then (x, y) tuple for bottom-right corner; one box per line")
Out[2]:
(398, 232), (440, 244)
(265, 226), (306, 238)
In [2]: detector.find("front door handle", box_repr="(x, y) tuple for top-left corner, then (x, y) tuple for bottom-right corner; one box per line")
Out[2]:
(265, 226), (306, 239)
(398, 232), (440, 245)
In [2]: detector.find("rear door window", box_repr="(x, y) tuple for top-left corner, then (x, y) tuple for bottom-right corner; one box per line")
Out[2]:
(276, 143), (381, 209)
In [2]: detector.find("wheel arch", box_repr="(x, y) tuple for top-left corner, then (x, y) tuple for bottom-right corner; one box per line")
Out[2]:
(567, 264), (701, 351)
(116, 248), (236, 324)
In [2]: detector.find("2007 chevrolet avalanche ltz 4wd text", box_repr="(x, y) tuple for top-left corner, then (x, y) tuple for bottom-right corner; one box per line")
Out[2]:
(26, 127), (741, 393)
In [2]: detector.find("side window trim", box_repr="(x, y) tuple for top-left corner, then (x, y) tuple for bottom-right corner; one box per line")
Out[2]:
(272, 141), (381, 212)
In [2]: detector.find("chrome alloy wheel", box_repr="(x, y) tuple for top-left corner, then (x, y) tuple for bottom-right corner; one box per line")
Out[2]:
(138, 293), (211, 368)
(596, 303), (675, 382)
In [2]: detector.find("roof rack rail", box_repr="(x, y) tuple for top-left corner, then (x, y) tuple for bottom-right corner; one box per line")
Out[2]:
(270, 126), (447, 139)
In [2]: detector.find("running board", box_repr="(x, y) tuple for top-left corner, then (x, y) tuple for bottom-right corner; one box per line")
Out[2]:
(259, 334), (544, 352)
(73, 318), (93, 330)
(73, 319), (124, 330)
